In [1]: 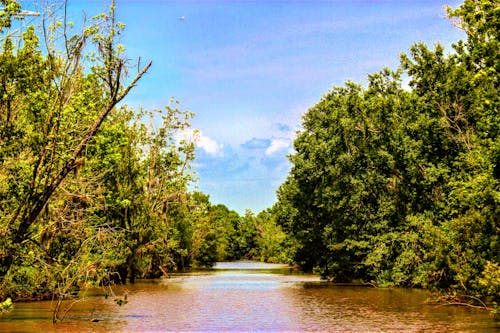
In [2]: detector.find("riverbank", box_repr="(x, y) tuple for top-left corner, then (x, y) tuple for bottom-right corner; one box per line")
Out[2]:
(0, 261), (498, 332)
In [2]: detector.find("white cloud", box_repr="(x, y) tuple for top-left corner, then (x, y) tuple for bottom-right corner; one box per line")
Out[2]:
(177, 129), (224, 157)
(197, 132), (224, 156)
(265, 138), (290, 155)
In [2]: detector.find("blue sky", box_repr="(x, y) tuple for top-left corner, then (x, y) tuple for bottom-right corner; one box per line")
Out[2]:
(34, 0), (464, 214)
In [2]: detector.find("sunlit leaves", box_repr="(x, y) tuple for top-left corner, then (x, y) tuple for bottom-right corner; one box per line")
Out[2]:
(0, 0), (21, 31)
(275, 0), (499, 300)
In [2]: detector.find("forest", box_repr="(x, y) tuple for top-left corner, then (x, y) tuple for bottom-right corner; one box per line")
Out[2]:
(0, 0), (498, 317)
(274, 0), (499, 310)
(0, 0), (292, 305)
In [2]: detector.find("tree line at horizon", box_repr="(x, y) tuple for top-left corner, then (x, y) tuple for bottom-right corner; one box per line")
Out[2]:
(0, 0), (290, 313)
(0, 0), (498, 318)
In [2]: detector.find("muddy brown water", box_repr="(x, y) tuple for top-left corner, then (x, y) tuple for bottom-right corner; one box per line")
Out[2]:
(0, 261), (498, 332)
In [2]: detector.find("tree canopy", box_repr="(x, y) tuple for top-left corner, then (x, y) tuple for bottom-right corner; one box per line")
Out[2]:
(0, 0), (498, 318)
(275, 0), (499, 303)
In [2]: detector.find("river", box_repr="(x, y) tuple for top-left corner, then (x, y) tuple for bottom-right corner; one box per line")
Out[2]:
(0, 261), (497, 332)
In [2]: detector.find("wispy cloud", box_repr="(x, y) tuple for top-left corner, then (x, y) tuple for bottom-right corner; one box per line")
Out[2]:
(155, 1), (463, 213)
(197, 131), (224, 156)
(241, 138), (271, 150)
(177, 129), (224, 157)
(265, 138), (291, 156)
(193, 127), (294, 213)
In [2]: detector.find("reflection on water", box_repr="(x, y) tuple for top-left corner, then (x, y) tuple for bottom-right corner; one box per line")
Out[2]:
(1, 261), (498, 332)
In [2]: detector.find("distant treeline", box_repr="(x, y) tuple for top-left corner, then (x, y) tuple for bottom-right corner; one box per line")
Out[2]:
(0, 0), (290, 303)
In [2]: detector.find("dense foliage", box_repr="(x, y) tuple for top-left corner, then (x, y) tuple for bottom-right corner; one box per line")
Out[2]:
(0, 1), (289, 307)
(275, 0), (499, 304)
(1, 0), (497, 319)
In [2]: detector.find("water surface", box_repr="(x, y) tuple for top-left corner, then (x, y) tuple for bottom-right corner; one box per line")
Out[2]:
(1, 261), (497, 332)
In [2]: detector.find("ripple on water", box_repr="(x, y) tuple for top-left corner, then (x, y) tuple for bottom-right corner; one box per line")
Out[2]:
(1, 261), (498, 332)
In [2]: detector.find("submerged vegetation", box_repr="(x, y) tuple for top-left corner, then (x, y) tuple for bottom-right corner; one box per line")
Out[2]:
(0, 0), (498, 319)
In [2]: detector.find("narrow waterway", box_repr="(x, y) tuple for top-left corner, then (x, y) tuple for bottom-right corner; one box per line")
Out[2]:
(0, 261), (497, 332)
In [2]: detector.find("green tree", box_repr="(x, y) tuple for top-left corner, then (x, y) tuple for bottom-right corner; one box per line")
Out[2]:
(276, 0), (499, 303)
(0, 0), (21, 31)
(206, 203), (240, 261)
(0, 0), (151, 298)
(254, 209), (293, 263)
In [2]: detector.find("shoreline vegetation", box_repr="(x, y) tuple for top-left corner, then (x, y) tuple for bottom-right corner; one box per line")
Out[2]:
(0, 0), (498, 322)
(272, 0), (499, 318)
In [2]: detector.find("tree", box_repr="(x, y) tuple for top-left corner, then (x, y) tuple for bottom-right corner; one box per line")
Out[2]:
(276, 0), (499, 302)
(0, 0), (21, 31)
(206, 203), (240, 261)
(254, 209), (293, 263)
(0, 0), (151, 297)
